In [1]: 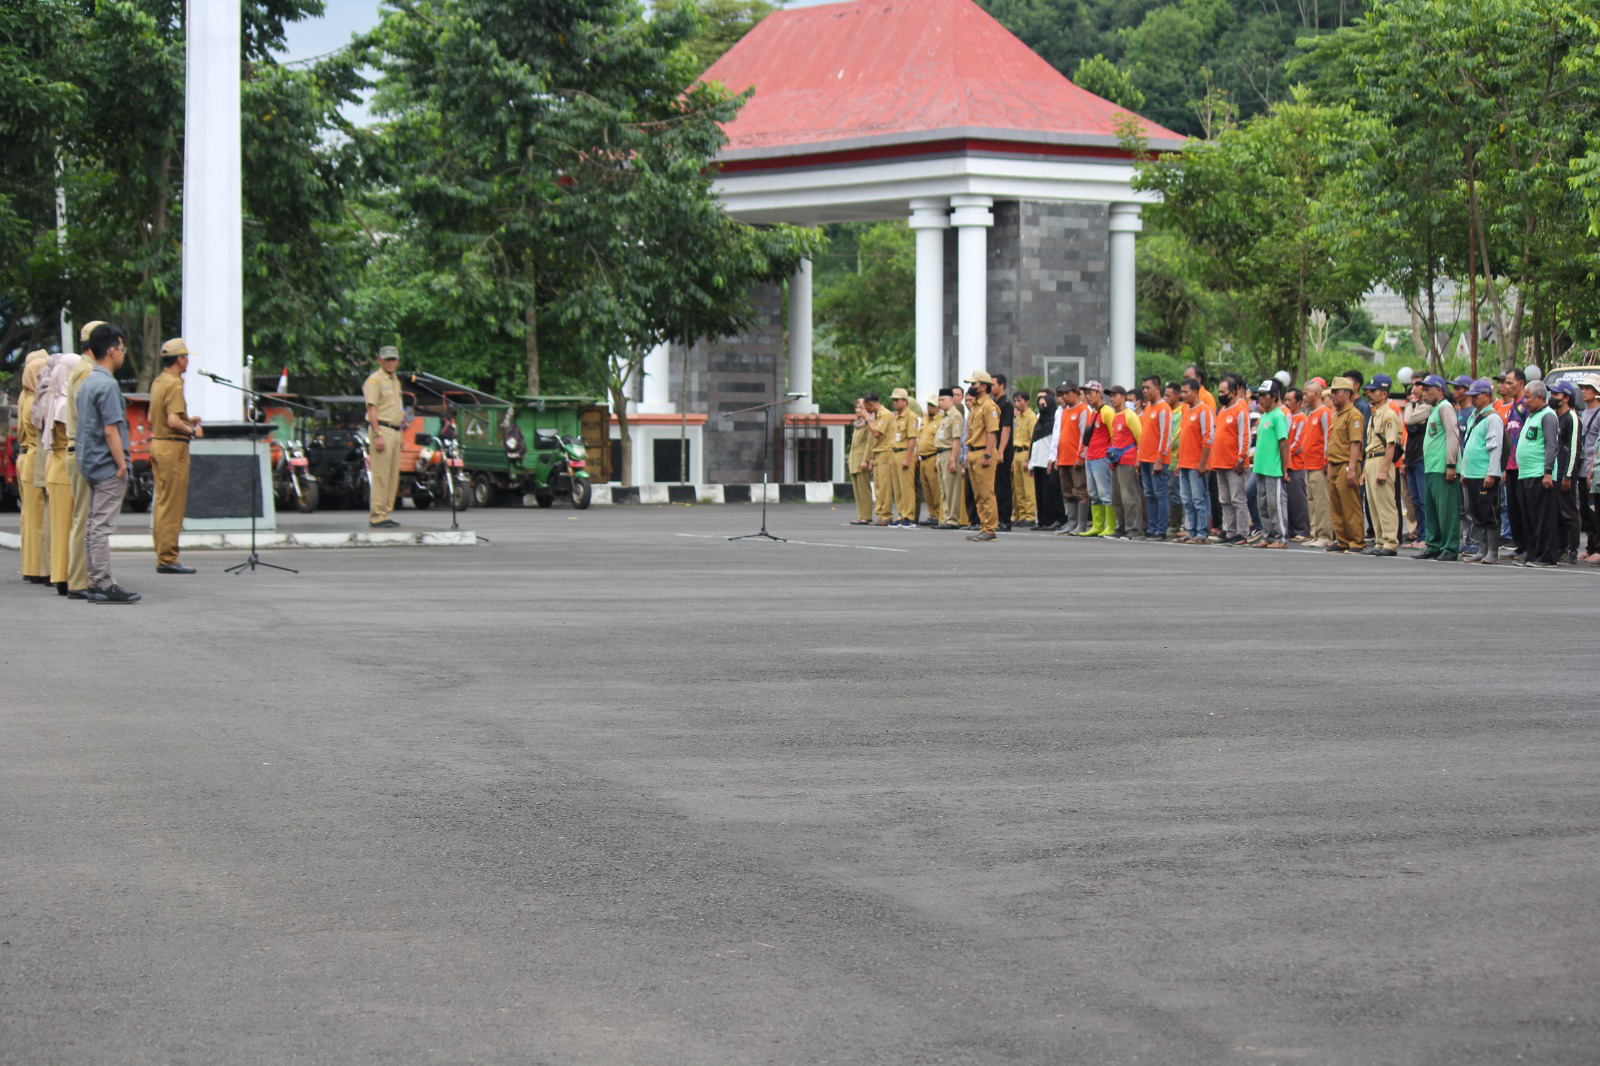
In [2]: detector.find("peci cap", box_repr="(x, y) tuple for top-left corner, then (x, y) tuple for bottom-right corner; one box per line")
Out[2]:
(79, 320), (107, 345)
(378, 345), (400, 361)
(890, 387), (910, 400)
(159, 337), (191, 358)
(1420, 373), (1447, 390)
(1451, 374), (1475, 388)
(1329, 377), (1356, 392)
(962, 369), (994, 385)
(1466, 378), (1495, 397)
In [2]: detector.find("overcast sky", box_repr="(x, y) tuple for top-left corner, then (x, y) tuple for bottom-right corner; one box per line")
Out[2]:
(279, 0), (850, 63)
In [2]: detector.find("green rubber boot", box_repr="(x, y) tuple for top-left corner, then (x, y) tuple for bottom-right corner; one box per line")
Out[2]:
(1076, 503), (1104, 537)
(1097, 504), (1119, 536)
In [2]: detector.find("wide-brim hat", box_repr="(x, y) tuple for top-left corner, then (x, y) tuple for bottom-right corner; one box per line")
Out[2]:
(159, 337), (191, 358)
(1329, 377), (1356, 392)
(890, 387), (910, 400)
(962, 370), (994, 385)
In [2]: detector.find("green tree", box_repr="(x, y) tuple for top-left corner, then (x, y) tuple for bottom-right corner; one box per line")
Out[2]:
(659, 0), (773, 71)
(1071, 54), (1144, 112)
(813, 222), (915, 413)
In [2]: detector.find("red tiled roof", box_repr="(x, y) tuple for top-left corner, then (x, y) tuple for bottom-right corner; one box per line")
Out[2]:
(701, 0), (1184, 160)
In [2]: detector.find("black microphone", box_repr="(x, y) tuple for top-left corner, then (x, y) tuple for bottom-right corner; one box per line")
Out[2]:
(200, 371), (233, 384)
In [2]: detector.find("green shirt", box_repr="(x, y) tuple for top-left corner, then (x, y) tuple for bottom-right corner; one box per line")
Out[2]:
(1252, 406), (1289, 477)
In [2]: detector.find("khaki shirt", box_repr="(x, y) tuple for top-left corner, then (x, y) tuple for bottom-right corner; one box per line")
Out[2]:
(848, 420), (871, 470)
(65, 359), (94, 438)
(916, 409), (941, 456)
(1326, 406), (1364, 465)
(868, 406), (895, 455)
(362, 368), (404, 424)
(1365, 402), (1402, 459)
(935, 406), (962, 451)
(966, 395), (1000, 453)
(892, 406), (918, 451)
(148, 371), (190, 440)
(1013, 407), (1037, 456)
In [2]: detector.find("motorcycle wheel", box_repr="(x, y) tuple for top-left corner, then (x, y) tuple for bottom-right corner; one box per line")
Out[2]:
(534, 492), (555, 509)
(413, 489), (434, 510)
(294, 474), (320, 513)
(569, 477), (592, 510)
(471, 473), (496, 509)
(451, 475), (472, 512)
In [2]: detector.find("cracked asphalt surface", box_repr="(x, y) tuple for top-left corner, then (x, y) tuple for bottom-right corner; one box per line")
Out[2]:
(3, 502), (1597, 1064)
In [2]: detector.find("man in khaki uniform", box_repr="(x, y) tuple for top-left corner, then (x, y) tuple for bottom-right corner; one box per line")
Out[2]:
(848, 397), (874, 523)
(1362, 375), (1402, 556)
(364, 345), (405, 527)
(147, 338), (203, 573)
(865, 392), (895, 524)
(1011, 391), (1037, 523)
(915, 395), (942, 525)
(64, 321), (106, 597)
(1324, 377), (1366, 552)
(935, 390), (963, 528)
(889, 387), (918, 526)
(964, 370), (1001, 541)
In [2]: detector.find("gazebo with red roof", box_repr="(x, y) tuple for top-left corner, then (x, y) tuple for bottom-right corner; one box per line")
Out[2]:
(631, 0), (1182, 485)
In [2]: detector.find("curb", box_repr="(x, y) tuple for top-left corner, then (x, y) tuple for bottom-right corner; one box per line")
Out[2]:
(595, 482), (850, 505)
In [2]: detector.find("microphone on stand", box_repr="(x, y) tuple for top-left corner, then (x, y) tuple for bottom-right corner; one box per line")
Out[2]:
(199, 370), (233, 384)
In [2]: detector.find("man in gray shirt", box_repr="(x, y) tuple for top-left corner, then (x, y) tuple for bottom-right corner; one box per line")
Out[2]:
(74, 324), (141, 604)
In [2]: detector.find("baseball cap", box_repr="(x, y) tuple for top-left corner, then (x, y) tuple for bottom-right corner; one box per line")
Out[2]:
(79, 320), (107, 345)
(378, 345), (400, 361)
(1551, 380), (1577, 399)
(1466, 378), (1494, 397)
(1366, 374), (1392, 390)
(1421, 373), (1447, 390)
(1255, 379), (1278, 394)
(924, 394), (940, 407)
(1055, 380), (1078, 394)
(159, 337), (191, 358)
(1083, 379), (1104, 392)
(890, 387), (910, 400)
(962, 369), (994, 385)
(1451, 374), (1474, 388)
(1307, 376), (1326, 389)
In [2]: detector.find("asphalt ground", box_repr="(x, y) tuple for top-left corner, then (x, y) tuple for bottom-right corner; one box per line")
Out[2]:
(3, 502), (1597, 1064)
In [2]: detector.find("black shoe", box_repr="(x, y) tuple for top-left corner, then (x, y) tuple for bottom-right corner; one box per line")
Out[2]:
(92, 584), (141, 604)
(369, 519), (401, 529)
(1437, 554), (1459, 563)
(1325, 545), (1346, 552)
(25, 575), (47, 585)
(55, 581), (67, 596)
(1360, 546), (1379, 555)
(998, 522), (1012, 532)
(1375, 548), (1397, 557)
(68, 588), (91, 600)
(1530, 560), (1557, 569)
(1413, 550), (1440, 560)
(157, 563), (197, 574)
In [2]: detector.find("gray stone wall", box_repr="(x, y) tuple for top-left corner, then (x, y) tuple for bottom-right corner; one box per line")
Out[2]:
(685, 281), (786, 485)
(942, 200), (1111, 390)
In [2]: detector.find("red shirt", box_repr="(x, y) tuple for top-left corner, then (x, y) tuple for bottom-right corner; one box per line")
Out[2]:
(1108, 407), (1138, 466)
(1084, 407), (1110, 461)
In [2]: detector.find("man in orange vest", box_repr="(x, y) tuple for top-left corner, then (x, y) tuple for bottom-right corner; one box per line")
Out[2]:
(1104, 386), (1144, 538)
(1209, 373), (1252, 543)
(1049, 381), (1090, 534)
(1284, 386), (1310, 541)
(1137, 375), (1173, 539)
(1298, 380), (1335, 546)
(1174, 377), (1213, 542)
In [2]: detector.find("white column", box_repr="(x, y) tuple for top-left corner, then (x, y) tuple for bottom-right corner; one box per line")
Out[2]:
(637, 342), (674, 413)
(908, 198), (949, 402)
(56, 176), (72, 352)
(1108, 203), (1143, 390)
(950, 195), (993, 386)
(182, 0), (245, 422)
(786, 259), (817, 413)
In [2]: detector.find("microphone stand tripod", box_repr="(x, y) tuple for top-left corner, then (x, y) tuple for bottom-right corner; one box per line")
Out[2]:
(199, 372), (319, 575)
(726, 393), (806, 543)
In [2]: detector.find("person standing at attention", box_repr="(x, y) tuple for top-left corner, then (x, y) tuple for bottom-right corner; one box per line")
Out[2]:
(1415, 374), (1461, 561)
(1010, 391), (1037, 525)
(1361, 375), (1403, 557)
(1209, 374), (1251, 544)
(1251, 380), (1290, 549)
(1137, 375), (1172, 540)
(848, 396), (873, 525)
(917, 395), (944, 526)
(75, 324), (140, 604)
(147, 338), (204, 574)
(365, 345), (406, 529)
(963, 371), (1001, 542)
(1324, 378), (1366, 553)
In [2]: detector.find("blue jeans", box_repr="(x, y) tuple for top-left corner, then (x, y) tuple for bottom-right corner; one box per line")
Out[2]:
(1085, 458), (1112, 505)
(1140, 462), (1170, 535)
(1179, 468), (1209, 537)
(1406, 461), (1428, 543)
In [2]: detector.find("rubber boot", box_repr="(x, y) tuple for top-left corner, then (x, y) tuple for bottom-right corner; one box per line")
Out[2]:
(1098, 504), (1120, 536)
(1481, 526), (1499, 564)
(1075, 503), (1102, 537)
(1067, 502), (1084, 534)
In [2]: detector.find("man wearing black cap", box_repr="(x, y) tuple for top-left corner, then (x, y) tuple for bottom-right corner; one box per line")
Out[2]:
(1361, 374), (1402, 556)
(1049, 381), (1090, 534)
(1499, 368), (1530, 559)
(1416, 374), (1460, 560)
(1459, 378), (1505, 563)
(1551, 381), (1582, 562)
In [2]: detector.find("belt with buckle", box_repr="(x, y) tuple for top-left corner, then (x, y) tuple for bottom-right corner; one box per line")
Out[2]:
(377, 420), (402, 431)
(153, 436), (190, 443)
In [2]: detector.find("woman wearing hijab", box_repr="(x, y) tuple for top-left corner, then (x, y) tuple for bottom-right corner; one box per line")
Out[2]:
(1029, 389), (1064, 530)
(42, 352), (81, 594)
(16, 350), (50, 583)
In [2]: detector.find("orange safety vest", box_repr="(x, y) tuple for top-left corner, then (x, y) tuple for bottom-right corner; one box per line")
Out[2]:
(1137, 400), (1172, 464)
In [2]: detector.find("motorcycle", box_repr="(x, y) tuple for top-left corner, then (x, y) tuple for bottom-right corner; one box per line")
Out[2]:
(408, 432), (471, 511)
(270, 436), (320, 513)
(531, 431), (592, 510)
(305, 427), (371, 510)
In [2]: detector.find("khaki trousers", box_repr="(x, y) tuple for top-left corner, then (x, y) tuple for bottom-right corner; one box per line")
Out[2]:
(18, 450), (45, 578)
(892, 451), (916, 519)
(67, 453), (91, 592)
(369, 426), (403, 523)
(937, 452), (960, 525)
(87, 475), (126, 589)
(1306, 467), (1332, 541)
(918, 454), (942, 523)
(871, 455), (894, 520)
(1328, 466), (1365, 550)
(850, 469), (873, 521)
(1364, 461), (1400, 549)
(47, 451), (71, 585)
(1012, 454), (1036, 520)
(150, 439), (190, 565)
(969, 456), (998, 534)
